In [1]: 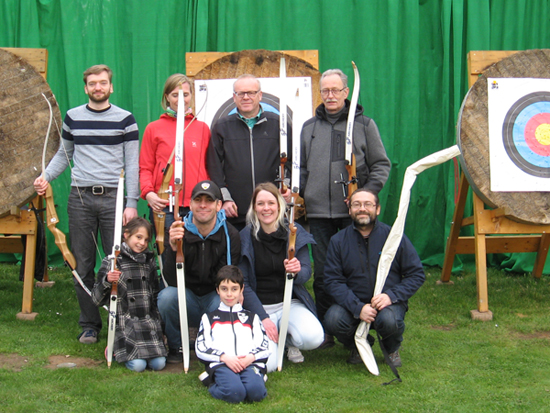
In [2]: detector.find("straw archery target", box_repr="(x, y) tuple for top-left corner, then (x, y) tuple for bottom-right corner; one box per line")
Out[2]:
(488, 78), (550, 191)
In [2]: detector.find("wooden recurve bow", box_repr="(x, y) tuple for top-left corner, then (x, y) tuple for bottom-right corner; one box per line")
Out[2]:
(106, 169), (125, 368)
(277, 56), (288, 193)
(276, 88), (301, 371)
(173, 85), (190, 373)
(336, 62), (361, 201)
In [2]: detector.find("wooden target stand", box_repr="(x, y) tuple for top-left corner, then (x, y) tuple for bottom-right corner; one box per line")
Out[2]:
(440, 50), (550, 321)
(0, 48), (53, 320)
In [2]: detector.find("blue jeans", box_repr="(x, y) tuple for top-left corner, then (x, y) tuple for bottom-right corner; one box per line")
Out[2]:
(209, 365), (267, 403)
(68, 187), (117, 334)
(125, 357), (166, 372)
(324, 302), (406, 354)
(308, 217), (351, 324)
(157, 286), (219, 349)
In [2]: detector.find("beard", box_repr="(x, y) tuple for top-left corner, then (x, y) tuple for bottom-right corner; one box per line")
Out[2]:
(352, 211), (376, 229)
(88, 89), (111, 104)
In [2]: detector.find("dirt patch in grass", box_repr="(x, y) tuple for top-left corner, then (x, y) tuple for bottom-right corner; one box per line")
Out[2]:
(160, 363), (185, 373)
(516, 331), (550, 340)
(44, 355), (103, 369)
(0, 353), (29, 371)
(0, 353), (194, 373)
(49, 355), (195, 373)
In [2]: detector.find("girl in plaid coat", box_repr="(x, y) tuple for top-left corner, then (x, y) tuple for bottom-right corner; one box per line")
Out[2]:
(93, 217), (167, 372)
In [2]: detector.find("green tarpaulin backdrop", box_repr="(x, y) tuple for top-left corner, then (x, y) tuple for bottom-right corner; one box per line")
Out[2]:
(2, 0), (549, 274)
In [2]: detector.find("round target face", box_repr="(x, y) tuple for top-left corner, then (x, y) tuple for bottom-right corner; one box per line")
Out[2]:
(502, 91), (550, 177)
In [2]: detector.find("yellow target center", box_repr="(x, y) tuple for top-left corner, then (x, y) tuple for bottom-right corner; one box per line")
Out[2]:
(535, 123), (550, 145)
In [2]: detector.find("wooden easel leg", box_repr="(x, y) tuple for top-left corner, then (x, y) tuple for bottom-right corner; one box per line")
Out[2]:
(471, 193), (492, 321)
(440, 173), (469, 284)
(17, 231), (38, 321)
(532, 233), (550, 279)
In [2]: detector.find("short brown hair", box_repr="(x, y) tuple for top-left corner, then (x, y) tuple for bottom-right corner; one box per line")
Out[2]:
(215, 265), (244, 289)
(83, 64), (113, 84)
(161, 73), (193, 110)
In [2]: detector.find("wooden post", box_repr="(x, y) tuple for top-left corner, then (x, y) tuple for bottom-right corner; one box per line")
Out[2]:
(0, 208), (40, 320)
(440, 173), (469, 283)
(472, 193), (491, 319)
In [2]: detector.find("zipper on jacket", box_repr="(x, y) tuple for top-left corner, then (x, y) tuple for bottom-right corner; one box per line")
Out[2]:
(230, 306), (237, 354)
(237, 116), (260, 194)
(248, 126), (255, 192)
(328, 124), (336, 215)
(200, 242), (206, 281)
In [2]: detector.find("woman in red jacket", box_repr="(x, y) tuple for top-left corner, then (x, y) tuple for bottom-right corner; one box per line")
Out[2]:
(139, 74), (211, 243)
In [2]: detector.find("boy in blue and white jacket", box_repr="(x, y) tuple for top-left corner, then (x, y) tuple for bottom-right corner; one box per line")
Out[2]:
(196, 265), (270, 403)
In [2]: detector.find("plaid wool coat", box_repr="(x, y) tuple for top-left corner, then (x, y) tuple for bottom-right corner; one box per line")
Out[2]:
(92, 243), (167, 363)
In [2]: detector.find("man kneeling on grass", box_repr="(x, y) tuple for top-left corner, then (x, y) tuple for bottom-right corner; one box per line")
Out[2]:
(196, 265), (270, 403)
(323, 188), (425, 367)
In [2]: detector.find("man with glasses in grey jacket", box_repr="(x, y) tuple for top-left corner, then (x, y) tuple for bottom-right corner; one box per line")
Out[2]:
(299, 68), (391, 347)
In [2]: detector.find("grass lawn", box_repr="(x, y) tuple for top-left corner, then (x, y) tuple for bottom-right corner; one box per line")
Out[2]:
(1, 264), (549, 412)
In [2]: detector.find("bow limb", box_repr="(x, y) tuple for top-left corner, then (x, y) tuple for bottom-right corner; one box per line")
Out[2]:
(276, 87), (302, 371)
(276, 197), (298, 371)
(174, 85), (190, 373)
(175, 234), (189, 373)
(40, 95), (77, 269)
(44, 180), (100, 302)
(43, 184), (77, 269)
(192, 80), (209, 122)
(337, 62), (360, 200)
(357, 145), (461, 376)
(277, 57), (288, 192)
(345, 62), (360, 199)
(355, 320), (379, 375)
(107, 170), (125, 368)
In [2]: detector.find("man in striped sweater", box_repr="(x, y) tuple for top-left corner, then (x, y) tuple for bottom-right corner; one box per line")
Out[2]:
(34, 64), (139, 344)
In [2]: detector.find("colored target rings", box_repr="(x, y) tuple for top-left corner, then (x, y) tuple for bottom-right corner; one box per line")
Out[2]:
(502, 91), (550, 177)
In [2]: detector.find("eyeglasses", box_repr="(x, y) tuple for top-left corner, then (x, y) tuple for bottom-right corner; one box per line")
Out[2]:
(233, 90), (260, 99)
(350, 201), (377, 209)
(320, 88), (347, 98)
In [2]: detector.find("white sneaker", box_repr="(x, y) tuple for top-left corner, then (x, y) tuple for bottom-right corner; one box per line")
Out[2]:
(287, 346), (304, 363)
